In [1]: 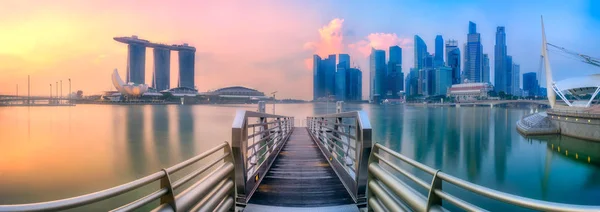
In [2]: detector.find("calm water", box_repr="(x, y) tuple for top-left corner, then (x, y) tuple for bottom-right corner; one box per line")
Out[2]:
(1, 103), (599, 210)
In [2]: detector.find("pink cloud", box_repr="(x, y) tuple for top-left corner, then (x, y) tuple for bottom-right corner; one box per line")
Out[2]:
(348, 33), (413, 58)
(304, 18), (345, 57)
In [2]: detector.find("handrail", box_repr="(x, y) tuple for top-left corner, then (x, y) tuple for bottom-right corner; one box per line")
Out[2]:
(231, 110), (294, 205)
(0, 142), (236, 212)
(368, 143), (600, 212)
(307, 110), (372, 206)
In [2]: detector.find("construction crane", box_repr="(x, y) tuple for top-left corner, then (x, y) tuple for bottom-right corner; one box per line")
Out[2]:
(547, 43), (600, 68)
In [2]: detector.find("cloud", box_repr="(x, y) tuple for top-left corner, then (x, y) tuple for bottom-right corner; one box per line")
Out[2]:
(348, 33), (413, 58)
(303, 18), (345, 57)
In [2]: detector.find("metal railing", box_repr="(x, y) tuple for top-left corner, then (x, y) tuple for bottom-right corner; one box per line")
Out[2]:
(231, 110), (294, 205)
(306, 110), (372, 206)
(0, 142), (236, 212)
(548, 109), (600, 119)
(367, 143), (600, 212)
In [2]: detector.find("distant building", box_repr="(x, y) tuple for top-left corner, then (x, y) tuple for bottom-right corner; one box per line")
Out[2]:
(434, 35), (444, 67)
(387, 46), (403, 98)
(406, 68), (419, 96)
(339, 54), (350, 69)
(152, 48), (171, 91)
(347, 68), (362, 101)
(512, 63), (521, 96)
(505, 55), (514, 95)
(482, 54), (490, 84)
(523, 72), (539, 96)
(446, 40), (461, 84)
(335, 64), (347, 101)
(494, 26), (508, 93)
(448, 82), (492, 102)
(127, 43), (147, 84)
(414, 35), (428, 70)
(464, 21), (483, 83)
(312, 54), (336, 100)
(370, 48), (386, 102)
(178, 47), (196, 88)
(205, 86), (268, 104)
(434, 66), (453, 96)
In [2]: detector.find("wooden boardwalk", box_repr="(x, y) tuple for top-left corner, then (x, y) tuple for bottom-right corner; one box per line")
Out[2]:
(248, 128), (354, 207)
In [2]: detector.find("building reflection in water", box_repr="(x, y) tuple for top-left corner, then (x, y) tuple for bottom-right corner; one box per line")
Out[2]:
(177, 105), (196, 160)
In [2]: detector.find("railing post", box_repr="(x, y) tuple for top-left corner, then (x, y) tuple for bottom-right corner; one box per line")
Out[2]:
(356, 111), (372, 205)
(426, 171), (443, 211)
(367, 143), (380, 210)
(223, 142), (236, 211)
(159, 169), (177, 210)
(232, 110), (249, 205)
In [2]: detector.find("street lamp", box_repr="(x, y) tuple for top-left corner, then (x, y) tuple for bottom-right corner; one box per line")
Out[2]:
(68, 78), (71, 104)
(271, 91), (278, 114)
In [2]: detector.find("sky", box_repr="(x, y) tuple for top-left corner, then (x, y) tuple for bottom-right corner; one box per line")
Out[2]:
(0, 0), (599, 99)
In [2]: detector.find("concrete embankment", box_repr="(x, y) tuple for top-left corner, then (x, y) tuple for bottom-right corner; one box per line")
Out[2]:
(547, 109), (600, 142)
(516, 112), (560, 136)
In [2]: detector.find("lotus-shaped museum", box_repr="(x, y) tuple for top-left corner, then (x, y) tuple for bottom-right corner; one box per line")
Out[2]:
(111, 69), (149, 97)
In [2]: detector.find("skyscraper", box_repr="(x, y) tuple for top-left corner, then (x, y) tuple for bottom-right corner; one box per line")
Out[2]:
(370, 48), (386, 102)
(523, 72), (539, 96)
(464, 21), (483, 83)
(494, 26), (508, 93)
(445, 40), (461, 84)
(323, 54), (337, 97)
(335, 63), (346, 100)
(505, 55), (513, 95)
(127, 43), (146, 84)
(512, 63), (521, 96)
(388, 46), (403, 98)
(347, 67), (362, 101)
(434, 66), (453, 96)
(482, 54), (490, 83)
(152, 48), (171, 91)
(338, 54), (350, 69)
(414, 35), (428, 70)
(313, 55), (323, 100)
(178, 49), (195, 88)
(434, 35), (444, 67)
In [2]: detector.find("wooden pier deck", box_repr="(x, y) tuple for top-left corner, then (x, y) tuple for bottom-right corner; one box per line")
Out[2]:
(248, 127), (354, 207)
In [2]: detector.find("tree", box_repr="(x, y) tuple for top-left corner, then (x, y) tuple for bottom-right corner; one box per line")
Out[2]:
(498, 91), (506, 100)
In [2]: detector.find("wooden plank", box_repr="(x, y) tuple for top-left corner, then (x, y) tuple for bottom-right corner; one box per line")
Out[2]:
(249, 128), (354, 207)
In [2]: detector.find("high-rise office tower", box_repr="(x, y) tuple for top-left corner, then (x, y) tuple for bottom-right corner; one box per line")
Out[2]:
(494, 26), (508, 93)
(323, 54), (337, 97)
(434, 35), (444, 67)
(406, 68), (419, 96)
(414, 35), (428, 70)
(152, 48), (171, 91)
(370, 48), (386, 102)
(523, 72), (539, 96)
(482, 54), (490, 83)
(505, 55), (513, 95)
(127, 43), (146, 84)
(178, 49), (195, 88)
(388, 46), (403, 98)
(338, 54), (350, 69)
(313, 55), (323, 100)
(434, 66), (453, 96)
(335, 63), (346, 101)
(445, 40), (461, 84)
(347, 67), (362, 101)
(512, 63), (521, 96)
(464, 21), (483, 83)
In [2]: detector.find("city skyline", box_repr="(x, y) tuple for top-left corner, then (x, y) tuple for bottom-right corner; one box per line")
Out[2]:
(1, 1), (599, 99)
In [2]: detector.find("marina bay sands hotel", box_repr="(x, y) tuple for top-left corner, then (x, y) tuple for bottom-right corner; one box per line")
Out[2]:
(114, 36), (196, 91)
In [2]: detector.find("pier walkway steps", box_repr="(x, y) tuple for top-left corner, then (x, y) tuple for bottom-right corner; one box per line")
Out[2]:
(246, 127), (356, 210)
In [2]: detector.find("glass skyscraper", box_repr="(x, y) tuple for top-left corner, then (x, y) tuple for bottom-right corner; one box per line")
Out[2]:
(482, 54), (490, 83)
(152, 48), (171, 91)
(523, 72), (539, 96)
(127, 43), (146, 84)
(445, 40), (461, 84)
(494, 26), (508, 93)
(370, 48), (386, 102)
(338, 54), (350, 69)
(347, 68), (362, 101)
(388, 46), (403, 98)
(434, 35), (444, 67)
(512, 63), (521, 96)
(323, 54), (336, 97)
(312, 54), (336, 100)
(178, 50), (195, 88)
(335, 64), (346, 101)
(505, 55), (514, 95)
(414, 35), (428, 70)
(464, 21), (483, 83)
